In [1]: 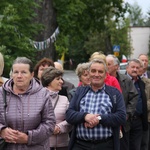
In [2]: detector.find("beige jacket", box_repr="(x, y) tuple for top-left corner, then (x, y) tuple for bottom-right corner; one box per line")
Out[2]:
(142, 77), (150, 122)
(50, 94), (72, 148)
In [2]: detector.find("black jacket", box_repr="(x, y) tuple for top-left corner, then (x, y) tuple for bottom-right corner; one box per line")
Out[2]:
(116, 72), (138, 131)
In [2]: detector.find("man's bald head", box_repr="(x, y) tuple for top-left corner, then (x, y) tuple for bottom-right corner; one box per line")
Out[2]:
(54, 62), (64, 71)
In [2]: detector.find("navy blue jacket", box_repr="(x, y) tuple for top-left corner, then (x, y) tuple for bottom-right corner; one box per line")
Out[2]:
(66, 85), (126, 150)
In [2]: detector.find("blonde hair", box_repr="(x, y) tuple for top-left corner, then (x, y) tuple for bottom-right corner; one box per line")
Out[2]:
(0, 53), (4, 76)
(89, 51), (107, 65)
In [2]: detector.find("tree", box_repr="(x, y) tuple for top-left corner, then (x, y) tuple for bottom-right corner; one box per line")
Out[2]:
(146, 9), (150, 60)
(0, 0), (130, 73)
(127, 2), (145, 26)
(0, 0), (41, 76)
(83, 17), (131, 60)
(144, 10), (150, 26)
(110, 18), (131, 60)
(53, 0), (128, 66)
(33, 0), (57, 60)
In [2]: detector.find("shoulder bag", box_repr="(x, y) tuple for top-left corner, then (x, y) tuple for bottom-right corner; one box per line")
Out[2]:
(53, 95), (59, 109)
(0, 89), (7, 150)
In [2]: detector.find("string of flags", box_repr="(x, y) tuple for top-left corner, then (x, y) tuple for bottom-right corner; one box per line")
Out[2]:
(32, 27), (59, 50)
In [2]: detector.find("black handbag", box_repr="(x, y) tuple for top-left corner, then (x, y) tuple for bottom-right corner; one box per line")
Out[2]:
(0, 139), (7, 150)
(0, 89), (7, 150)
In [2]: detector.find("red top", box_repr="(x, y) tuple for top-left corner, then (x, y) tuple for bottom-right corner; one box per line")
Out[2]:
(104, 73), (122, 92)
(78, 73), (122, 93)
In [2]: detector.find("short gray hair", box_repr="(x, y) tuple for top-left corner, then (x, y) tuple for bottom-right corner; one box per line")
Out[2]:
(75, 62), (90, 78)
(12, 57), (33, 73)
(89, 59), (107, 72)
(106, 54), (120, 65)
(127, 58), (141, 67)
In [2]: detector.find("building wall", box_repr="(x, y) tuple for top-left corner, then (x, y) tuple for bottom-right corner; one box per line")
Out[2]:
(129, 27), (150, 59)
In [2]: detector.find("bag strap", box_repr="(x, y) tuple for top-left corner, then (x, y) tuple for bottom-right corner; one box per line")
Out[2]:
(3, 88), (7, 126)
(53, 95), (59, 110)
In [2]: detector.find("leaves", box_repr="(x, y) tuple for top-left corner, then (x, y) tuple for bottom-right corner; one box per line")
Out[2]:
(0, 0), (41, 77)
(53, 0), (129, 65)
(127, 2), (145, 26)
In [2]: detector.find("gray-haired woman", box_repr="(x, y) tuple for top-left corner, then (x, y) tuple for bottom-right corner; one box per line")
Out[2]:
(41, 66), (72, 150)
(75, 62), (91, 86)
(0, 57), (56, 150)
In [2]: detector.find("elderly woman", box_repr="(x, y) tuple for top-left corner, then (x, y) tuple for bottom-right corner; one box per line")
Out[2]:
(0, 57), (56, 150)
(41, 66), (71, 150)
(75, 62), (91, 86)
(68, 62), (91, 100)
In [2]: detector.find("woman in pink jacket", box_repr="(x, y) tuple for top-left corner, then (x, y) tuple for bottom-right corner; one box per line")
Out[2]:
(41, 66), (72, 150)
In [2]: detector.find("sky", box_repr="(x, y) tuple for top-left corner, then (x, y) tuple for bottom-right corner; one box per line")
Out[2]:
(124, 0), (150, 16)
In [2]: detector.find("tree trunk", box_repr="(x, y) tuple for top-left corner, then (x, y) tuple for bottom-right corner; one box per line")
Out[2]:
(105, 34), (113, 55)
(34, 0), (57, 61)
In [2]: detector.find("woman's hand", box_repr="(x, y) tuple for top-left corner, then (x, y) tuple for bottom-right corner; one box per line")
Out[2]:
(0, 127), (18, 143)
(53, 125), (61, 135)
(0, 127), (28, 144)
(14, 131), (28, 144)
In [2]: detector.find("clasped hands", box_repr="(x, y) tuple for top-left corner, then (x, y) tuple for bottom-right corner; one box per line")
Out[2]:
(84, 114), (100, 128)
(0, 127), (28, 144)
(53, 125), (61, 135)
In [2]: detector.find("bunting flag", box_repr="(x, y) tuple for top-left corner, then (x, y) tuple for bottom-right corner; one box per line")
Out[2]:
(32, 27), (59, 50)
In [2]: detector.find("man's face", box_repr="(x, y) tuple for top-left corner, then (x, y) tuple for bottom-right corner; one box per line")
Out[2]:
(89, 62), (106, 88)
(138, 65), (144, 76)
(139, 55), (148, 70)
(106, 57), (118, 75)
(126, 61), (140, 78)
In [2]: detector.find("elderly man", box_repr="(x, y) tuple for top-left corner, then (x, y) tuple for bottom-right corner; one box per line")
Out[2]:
(66, 59), (126, 150)
(137, 59), (150, 150)
(138, 54), (150, 78)
(106, 55), (138, 150)
(126, 59), (148, 150)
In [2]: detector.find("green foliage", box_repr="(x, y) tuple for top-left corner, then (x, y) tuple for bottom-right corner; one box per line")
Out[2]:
(83, 31), (106, 55)
(53, 0), (129, 65)
(83, 18), (131, 61)
(145, 10), (150, 26)
(55, 34), (69, 58)
(110, 18), (131, 60)
(127, 2), (145, 26)
(0, 1), (41, 77)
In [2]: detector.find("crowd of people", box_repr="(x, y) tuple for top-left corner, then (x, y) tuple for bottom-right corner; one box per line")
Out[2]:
(0, 51), (150, 150)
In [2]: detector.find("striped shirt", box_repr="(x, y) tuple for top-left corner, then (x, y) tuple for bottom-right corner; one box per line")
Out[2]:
(76, 85), (113, 140)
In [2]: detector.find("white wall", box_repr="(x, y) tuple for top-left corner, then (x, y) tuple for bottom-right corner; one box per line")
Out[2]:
(129, 27), (150, 59)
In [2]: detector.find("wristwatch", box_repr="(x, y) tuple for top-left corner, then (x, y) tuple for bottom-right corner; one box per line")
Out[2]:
(97, 116), (102, 120)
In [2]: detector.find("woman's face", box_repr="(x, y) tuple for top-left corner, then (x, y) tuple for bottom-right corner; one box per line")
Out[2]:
(38, 64), (49, 80)
(49, 76), (63, 92)
(12, 63), (34, 90)
(80, 70), (91, 86)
